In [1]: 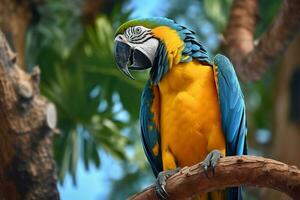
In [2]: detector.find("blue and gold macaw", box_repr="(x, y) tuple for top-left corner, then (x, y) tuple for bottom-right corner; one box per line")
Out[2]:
(114, 17), (247, 200)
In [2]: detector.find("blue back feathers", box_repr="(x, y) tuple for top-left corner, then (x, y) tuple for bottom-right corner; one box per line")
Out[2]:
(178, 26), (210, 64)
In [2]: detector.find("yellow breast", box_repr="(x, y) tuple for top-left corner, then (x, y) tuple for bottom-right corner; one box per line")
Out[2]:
(157, 60), (226, 170)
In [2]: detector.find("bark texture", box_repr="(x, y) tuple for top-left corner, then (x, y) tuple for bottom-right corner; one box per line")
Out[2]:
(0, 30), (59, 199)
(224, 0), (300, 81)
(129, 156), (300, 200)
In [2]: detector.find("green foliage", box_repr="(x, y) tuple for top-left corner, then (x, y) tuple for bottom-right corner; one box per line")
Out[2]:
(203, 0), (233, 32)
(26, 0), (147, 184)
(244, 68), (278, 130)
(256, 0), (281, 36)
(107, 128), (154, 199)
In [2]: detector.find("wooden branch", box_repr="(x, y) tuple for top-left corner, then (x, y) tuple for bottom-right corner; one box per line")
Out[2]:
(0, 29), (59, 199)
(128, 156), (300, 200)
(224, 0), (300, 81)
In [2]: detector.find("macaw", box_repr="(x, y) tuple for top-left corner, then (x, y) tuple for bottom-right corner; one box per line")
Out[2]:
(114, 17), (247, 200)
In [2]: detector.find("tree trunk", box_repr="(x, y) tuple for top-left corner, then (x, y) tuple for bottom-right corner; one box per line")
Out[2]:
(224, 0), (300, 81)
(0, 30), (59, 199)
(0, 0), (40, 70)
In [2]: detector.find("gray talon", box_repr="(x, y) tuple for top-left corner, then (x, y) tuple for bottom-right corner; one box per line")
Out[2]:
(201, 150), (223, 178)
(155, 168), (180, 200)
(203, 165), (208, 177)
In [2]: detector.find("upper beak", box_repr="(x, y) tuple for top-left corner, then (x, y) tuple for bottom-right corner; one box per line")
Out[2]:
(114, 40), (135, 79)
(114, 39), (154, 80)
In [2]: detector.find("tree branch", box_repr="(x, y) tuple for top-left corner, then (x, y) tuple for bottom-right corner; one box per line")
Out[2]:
(224, 0), (300, 81)
(128, 156), (300, 200)
(0, 29), (59, 199)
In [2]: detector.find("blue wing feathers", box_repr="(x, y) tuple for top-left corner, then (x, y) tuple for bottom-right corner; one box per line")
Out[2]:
(140, 81), (162, 177)
(213, 54), (247, 200)
(192, 45), (200, 51)
(214, 54), (247, 156)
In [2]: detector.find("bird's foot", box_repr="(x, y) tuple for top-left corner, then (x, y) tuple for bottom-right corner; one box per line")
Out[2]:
(155, 167), (181, 200)
(201, 150), (224, 178)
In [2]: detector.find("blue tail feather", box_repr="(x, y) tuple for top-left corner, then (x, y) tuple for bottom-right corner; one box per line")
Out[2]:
(228, 186), (243, 200)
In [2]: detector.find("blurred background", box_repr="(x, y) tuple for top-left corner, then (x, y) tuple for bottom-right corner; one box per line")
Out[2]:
(1, 0), (299, 199)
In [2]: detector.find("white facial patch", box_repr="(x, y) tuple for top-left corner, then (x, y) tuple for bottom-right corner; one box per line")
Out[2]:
(115, 26), (159, 65)
(133, 38), (159, 65)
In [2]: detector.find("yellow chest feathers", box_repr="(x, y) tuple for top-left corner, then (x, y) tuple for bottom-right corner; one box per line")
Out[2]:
(156, 60), (226, 169)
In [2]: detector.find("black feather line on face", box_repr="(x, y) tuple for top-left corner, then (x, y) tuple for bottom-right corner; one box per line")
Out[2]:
(131, 30), (152, 42)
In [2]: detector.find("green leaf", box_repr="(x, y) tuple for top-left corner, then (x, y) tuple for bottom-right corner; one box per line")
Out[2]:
(70, 130), (79, 185)
(203, 0), (233, 32)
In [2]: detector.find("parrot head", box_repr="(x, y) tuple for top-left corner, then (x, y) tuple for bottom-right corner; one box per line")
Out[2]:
(114, 17), (210, 84)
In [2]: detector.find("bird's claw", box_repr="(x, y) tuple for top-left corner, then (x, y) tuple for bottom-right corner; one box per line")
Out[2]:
(156, 174), (168, 200)
(201, 150), (223, 178)
(155, 168), (180, 200)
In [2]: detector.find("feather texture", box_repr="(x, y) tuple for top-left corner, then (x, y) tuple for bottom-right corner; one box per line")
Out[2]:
(139, 81), (162, 176)
(150, 43), (169, 85)
(116, 17), (247, 200)
(213, 54), (247, 200)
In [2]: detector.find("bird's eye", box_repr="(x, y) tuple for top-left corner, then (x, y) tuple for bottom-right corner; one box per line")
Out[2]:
(136, 27), (142, 34)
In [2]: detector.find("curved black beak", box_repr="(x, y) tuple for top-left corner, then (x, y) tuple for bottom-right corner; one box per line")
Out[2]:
(114, 41), (135, 79)
(114, 41), (153, 80)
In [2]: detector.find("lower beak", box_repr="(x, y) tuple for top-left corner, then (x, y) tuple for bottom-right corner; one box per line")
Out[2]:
(114, 41), (135, 79)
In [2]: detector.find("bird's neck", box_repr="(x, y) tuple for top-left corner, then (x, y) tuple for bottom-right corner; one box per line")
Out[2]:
(157, 60), (202, 94)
